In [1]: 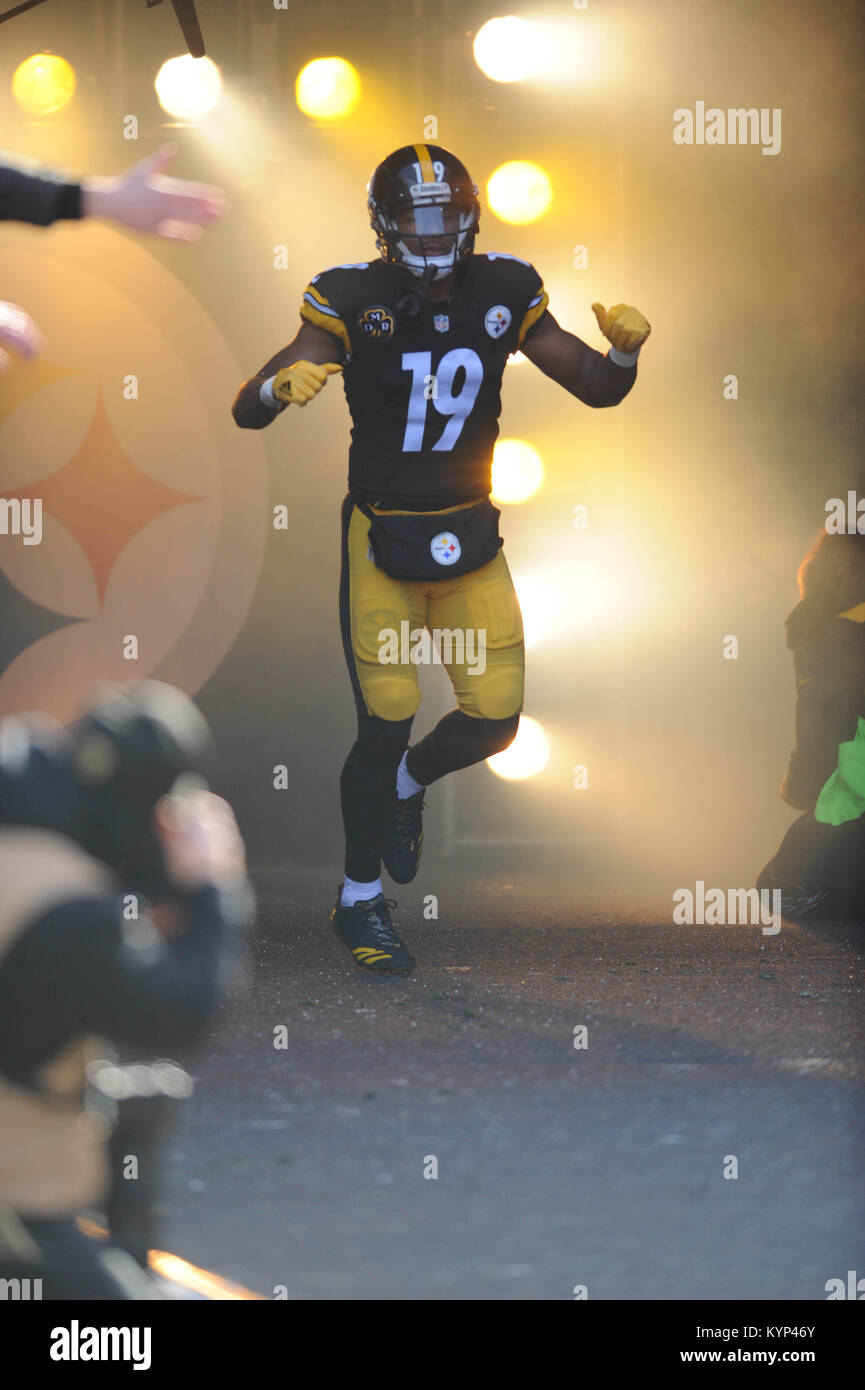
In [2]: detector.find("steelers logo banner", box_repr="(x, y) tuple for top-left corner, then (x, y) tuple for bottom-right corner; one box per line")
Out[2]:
(0, 223), (268, 721)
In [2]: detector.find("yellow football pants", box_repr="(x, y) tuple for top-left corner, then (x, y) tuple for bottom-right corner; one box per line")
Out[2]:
(341, 498), (525, 724)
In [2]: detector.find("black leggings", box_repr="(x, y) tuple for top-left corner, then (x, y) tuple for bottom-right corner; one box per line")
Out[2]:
(340, 710), (519, 881)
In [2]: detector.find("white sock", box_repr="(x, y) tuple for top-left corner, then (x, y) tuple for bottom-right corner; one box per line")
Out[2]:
(396, 751), (424, 800)
(341, 876), (383, 907)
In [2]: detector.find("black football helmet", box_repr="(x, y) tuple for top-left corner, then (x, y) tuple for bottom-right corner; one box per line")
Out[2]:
(367, 143), (480, 282)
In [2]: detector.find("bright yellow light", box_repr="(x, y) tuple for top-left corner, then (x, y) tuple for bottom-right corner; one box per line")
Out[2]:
(148, 1250), (265, 1300)
(155, 55), (222, 121)
(486, 161), (552, 225)
(12, 53), (76, 116)
(487, 715), (550, 780)
(473, 16), (542, 82)
(295, 58), (361, 121)
(511, 573), (555, 651)
(512, 534), (655, 651)
(529, 17), (604, 86)
(491, 438), (544, 504)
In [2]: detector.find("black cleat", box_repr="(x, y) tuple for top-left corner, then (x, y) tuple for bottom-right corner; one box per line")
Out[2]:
(331, 890), (416, 973)
(382, 789), (425, 884)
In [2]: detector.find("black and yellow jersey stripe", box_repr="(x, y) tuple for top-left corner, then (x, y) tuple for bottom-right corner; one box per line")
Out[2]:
(518, 286), (549, 347)
(300, 282), (351, 356)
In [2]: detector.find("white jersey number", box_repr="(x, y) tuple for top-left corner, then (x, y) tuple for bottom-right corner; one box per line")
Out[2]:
(401, 349), (484, 453)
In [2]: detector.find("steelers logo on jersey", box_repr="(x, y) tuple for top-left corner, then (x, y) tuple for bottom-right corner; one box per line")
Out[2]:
(484, 304), (512, 338)
(358, 305), (396, 340)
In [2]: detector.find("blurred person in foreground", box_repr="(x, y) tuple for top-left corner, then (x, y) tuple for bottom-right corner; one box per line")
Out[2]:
(0, 682), (252, 1299)
(757, 529), (865, 923)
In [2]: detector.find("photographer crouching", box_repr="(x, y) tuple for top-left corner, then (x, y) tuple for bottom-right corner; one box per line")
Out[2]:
(0, 682), (253, 1299)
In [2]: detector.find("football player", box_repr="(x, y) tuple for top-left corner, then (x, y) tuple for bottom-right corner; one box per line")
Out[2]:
(233, 143), (650, 974)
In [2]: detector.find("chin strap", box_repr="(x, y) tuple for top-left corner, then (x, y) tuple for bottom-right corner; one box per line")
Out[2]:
(395, 263), (438, 317)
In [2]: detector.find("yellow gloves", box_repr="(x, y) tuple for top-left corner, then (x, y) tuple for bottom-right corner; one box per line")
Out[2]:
(273, 360), (342, 406)
(591, 302), (651, 354)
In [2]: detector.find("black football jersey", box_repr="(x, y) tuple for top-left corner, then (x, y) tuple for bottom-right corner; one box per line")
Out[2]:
(299, 254), (548, 509)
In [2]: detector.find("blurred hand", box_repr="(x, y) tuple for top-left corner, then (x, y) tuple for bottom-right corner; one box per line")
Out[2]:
(0, 300), (45, 370)
(272, 360), (343, 406)
(81, 144), (228, 242)
(154, 789), (247, 891)
(591, 302), (651, 354)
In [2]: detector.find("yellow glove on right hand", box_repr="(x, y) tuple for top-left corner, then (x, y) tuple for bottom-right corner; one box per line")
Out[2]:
(272, 360), (342, 406)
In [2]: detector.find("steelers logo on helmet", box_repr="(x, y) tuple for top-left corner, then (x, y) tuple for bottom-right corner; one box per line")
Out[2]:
(357, 305), (395, 340)
(430, 531), (462, 566)
(367, 143), (481, 283)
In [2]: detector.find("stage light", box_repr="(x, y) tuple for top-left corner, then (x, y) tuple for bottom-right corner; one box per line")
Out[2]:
(513, 534), (654, 651)
(491, 438), (544, 504)
(511, 573), (555, 651)
(12, 52), (75, 115)
(486, 160), (552, 224)
(295, 58), (361, 121)
(487, 715), (550, 780)
(155, 54), (222, 120)
(473, 16), (541, 82)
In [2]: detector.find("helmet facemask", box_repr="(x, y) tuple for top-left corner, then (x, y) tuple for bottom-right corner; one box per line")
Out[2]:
(372, 193), (478, 282)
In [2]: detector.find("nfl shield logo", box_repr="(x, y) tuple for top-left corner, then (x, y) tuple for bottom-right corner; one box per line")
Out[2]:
(434, 314), (450, 333)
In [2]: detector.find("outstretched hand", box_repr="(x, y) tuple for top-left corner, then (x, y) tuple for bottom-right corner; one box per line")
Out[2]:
(81, 143), (228, 241)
